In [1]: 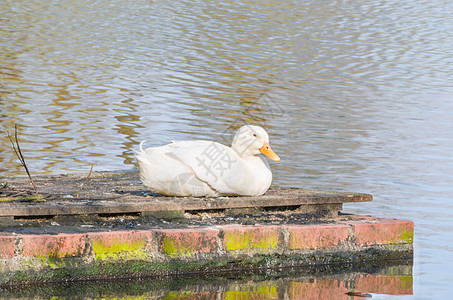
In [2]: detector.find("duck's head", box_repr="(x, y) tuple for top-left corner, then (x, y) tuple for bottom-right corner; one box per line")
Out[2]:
(231, 125), (280, 161)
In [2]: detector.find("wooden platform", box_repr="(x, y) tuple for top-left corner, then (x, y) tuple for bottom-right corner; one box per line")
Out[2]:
(0, 171), (372, 221)
(0, 172), (415, 288)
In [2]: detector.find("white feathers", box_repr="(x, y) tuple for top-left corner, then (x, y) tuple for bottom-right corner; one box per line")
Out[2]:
(135, 125), (279, 197)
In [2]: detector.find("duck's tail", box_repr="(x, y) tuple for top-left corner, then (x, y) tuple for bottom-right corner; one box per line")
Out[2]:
(139, 140), (147, 153)
(134, 140), (151, 171)
(133, 140), (148, 156)
(134, 140), (151, 182)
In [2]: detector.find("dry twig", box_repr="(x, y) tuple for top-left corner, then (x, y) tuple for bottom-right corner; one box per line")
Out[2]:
(76, 164), (94, 198)
(7, 124), (38, 193)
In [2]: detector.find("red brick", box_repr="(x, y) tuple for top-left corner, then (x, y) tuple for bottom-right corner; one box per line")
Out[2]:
(288, 224), (349, 250)
(221, 226), (281, 252)
(155, 228), (219, 258)
(0, 235), (16, 258)
(21, 233), (86, 258)
(342, 217), (414, 246)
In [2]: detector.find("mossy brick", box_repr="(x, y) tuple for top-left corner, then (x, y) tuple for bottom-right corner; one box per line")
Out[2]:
(0, 236), (16, 258)
(287, 224), (349, 250)
(221, 226), (281, 252)
(344, 218), (414, 246)
(21, 233), (86, 258)
(88, 231), (153, 261)
(154, 228), (219, 259)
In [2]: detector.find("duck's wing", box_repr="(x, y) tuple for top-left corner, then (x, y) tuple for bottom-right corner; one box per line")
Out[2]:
(167, 141), (248, 195)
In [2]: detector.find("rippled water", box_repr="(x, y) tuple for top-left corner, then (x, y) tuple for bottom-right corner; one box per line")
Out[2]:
(2, 0), (453, 298)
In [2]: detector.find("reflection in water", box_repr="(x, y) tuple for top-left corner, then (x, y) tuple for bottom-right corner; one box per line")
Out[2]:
(1, 0), (452, 297)
(1, 264), (412, 299)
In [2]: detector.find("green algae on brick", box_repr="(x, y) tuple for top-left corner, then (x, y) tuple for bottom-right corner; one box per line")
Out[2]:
(223, 228), (279, 252)
(92, 238), (149, 261)
(399, 230), (414, 244)
(162, 237), (194, 259)
(161, 236), (210, 259)
(42, 257), (65, 269)
(157, 229), (218, 259)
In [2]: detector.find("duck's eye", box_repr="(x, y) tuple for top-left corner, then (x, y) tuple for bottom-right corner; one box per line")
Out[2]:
(252, 133), (257, 137)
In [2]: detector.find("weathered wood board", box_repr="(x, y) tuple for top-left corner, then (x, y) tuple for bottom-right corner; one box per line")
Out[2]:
(0, 171), (372, 218)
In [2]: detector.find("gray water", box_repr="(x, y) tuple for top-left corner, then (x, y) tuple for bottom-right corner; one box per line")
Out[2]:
(1, 0), (453, 298)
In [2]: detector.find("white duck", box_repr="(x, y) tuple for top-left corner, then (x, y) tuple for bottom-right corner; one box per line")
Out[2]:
(135, 125), (280, 197)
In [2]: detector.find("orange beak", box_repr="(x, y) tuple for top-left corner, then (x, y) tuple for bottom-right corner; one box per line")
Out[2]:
(259, 141), (280, 162)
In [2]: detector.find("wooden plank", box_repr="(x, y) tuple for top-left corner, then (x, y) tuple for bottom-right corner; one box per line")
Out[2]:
(0, 192), (371, 217)
(0, 171), (372, 217)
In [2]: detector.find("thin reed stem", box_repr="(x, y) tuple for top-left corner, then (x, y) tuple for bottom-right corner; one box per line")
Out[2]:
(7, 124), (38, 193)
(76, 164), (94, 198)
